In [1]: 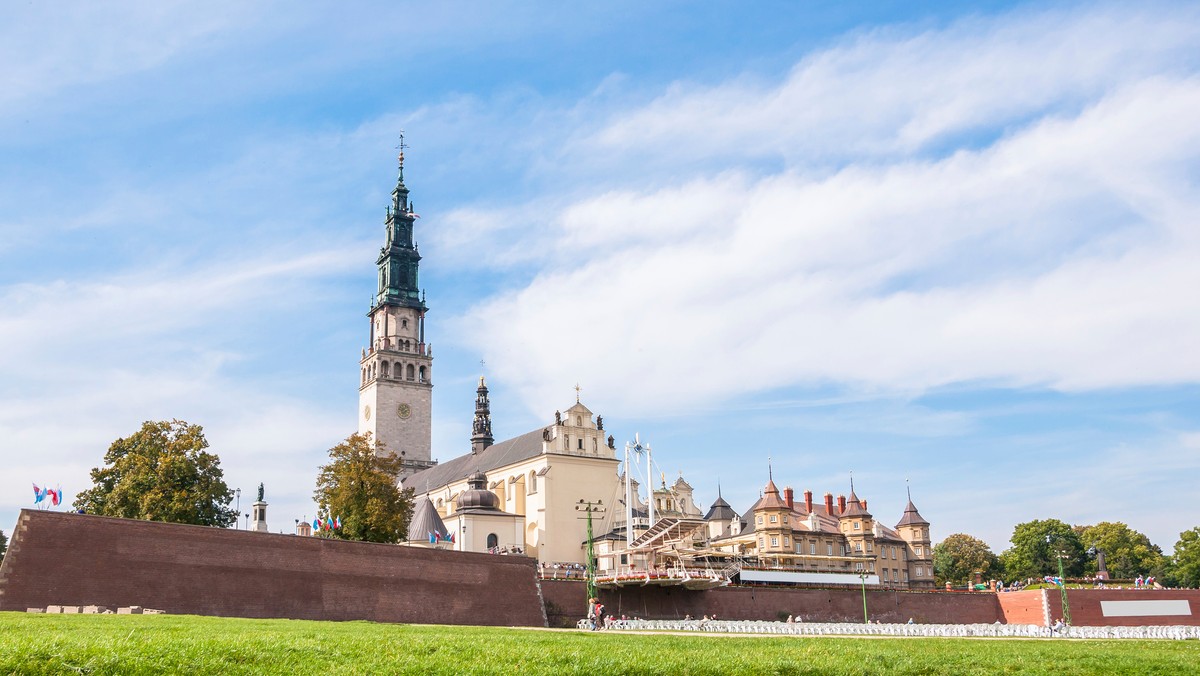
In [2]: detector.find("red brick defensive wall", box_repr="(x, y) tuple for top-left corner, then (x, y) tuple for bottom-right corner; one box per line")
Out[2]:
(541, 580), (1003, 627)
(0, 510), (547, 627)
(1046, 588), (1200, 627)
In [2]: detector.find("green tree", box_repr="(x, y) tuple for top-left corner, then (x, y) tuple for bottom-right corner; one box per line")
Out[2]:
(73, 420), (237, 527)
(0, 528), (7, 558)
(933, 533), (1002, 585)
(999, 519), (1085, 580)
(1077, 522), (1165, 579)
(314, 433), (413, 543)
(1170, 527), (1200, 588)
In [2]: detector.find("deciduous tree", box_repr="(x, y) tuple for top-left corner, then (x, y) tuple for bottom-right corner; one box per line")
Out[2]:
(313, 433), (413, 543)
(0, 528), (7, 558)
(1170, 527), (1200, 588)
(933, 533), (1002, 585)
(999, 519), (1084, 580)
(1077, 522), (1164, 579)
(73, 420), (237, 527)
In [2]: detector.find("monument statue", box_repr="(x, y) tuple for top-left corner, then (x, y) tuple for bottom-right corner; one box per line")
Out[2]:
(257, 483), (264, 502)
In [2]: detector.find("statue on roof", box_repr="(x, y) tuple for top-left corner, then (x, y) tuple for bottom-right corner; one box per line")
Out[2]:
(596, 415), (604, 431)
(555, 410), (562, 425)
(257, 483), (264, 502)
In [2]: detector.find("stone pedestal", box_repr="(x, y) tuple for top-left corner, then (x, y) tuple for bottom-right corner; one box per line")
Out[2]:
(251, 501), (268, 533)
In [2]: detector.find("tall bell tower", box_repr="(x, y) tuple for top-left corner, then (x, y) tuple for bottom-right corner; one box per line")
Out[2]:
(358, 136), (435, 476)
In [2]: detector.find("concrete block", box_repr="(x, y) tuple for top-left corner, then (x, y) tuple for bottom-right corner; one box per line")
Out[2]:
(83, 605), (108, 614)
(45, 605), (63, 614)
(116, 606), (143, 615)
(26, 608), (44, 613)
(143, 609), (165, 615)
(61, 606), (81, 614)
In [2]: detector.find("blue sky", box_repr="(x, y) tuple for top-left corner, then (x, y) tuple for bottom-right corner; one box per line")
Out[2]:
(2, 1), (1198, 555)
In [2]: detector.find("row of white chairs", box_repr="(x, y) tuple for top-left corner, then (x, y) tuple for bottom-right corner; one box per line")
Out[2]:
(591, 619), (1200, 640)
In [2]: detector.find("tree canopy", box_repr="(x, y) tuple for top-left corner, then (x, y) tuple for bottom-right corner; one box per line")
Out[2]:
(1170, 527), (1200, 588)
(1076, 521), (1165, 579)
(999, 519), (1085, 580)
(933, 533), (1002, 585)
(0, 528), (7, 558)
(313, 433), (413, 543)
(73, 420), (238, 527)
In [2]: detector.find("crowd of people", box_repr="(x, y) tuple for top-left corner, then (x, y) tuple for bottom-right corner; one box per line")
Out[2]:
(538, 561), (588, 579)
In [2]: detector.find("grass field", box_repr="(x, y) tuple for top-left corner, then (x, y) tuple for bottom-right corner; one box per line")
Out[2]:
(2, 613), (1198, 675)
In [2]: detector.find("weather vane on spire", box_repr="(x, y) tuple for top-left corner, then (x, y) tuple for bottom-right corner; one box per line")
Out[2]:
(396, 131), (408, 164)
(574, 383), (582, 403)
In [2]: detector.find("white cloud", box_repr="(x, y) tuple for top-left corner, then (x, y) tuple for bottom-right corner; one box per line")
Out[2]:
(445, 6), (1200, 421)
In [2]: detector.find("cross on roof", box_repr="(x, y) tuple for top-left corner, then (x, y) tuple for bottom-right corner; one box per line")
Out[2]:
(574, 383), (582, 403)
(395, 131), (408, 164)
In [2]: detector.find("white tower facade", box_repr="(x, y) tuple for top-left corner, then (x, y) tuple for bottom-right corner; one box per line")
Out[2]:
(358, 143), (435, 476)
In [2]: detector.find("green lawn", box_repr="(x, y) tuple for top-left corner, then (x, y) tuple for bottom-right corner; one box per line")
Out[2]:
(1, 612), (1197, 675)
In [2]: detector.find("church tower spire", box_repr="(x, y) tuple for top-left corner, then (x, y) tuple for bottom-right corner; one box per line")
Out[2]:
(359, 135), (434, 477)
(471, 376), (494, 454)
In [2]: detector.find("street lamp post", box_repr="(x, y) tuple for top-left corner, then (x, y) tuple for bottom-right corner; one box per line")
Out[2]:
(576, 499), (605, 604)
(1046, 534), (1073, 626)
(234, 488), (242, 529)
(859, 571), (869, 624)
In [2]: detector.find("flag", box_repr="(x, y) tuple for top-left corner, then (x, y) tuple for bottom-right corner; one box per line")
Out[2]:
(446, 531), (455, 544)
(52, 486), (62, 506)
(312, 518), (319, 531)
(408, 211), (420, 219)
(429, 532), (435, 544)
(335, 516), (341, 529)
(33, 483), (43, 504)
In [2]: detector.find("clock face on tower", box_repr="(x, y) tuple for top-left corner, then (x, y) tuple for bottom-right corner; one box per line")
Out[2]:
(363, 405), (372, 420)
(397, 403), (412, 419)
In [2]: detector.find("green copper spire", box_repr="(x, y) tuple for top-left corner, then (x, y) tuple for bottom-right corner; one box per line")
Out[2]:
(373, 134), (426, 312)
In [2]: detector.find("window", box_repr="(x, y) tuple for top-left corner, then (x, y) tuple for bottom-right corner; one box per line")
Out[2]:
(418, 365), (426, 382)
(855, 543), (862, 552)
(577, 438), (583, 450)
(810, 542), (817, 555)
(891, 547), (897, 560)
(381, 362), (389, 377)
(758, 538), (764, 548)
(528, 471), (537, 494)
(406, 364), (415, 380)
(916, 566), (923, 577)
(916, 547), (923, 557)
(486, 533), (498, 549)
(796, 543), (802, 553)
(867, 543), (873, 553)
(769, 515), (777, 523)
(402, 319), (408, 329)
(756, 516), (763, 525)
(903, 571), (909, 582)
(855, 562), (864, 571)
(784, 537), (790, 547)
(882, 569), (889, 582)
(853, 522), (860, 530)
(827, 543), (833, 556)
(770, 537), (779, 547)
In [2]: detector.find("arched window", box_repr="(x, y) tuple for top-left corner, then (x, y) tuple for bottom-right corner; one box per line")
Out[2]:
(487, 533), (498, 549)
(402, 318), (409, 329)
(361, 368), (366, 384)
(528, 471), (537, 494)
(419, 366), (426, 382)
(406, 364), (415, 381)
(394, 361), (402, 378)
(576, 416), (582, 426)
(381, 362), (390, 378)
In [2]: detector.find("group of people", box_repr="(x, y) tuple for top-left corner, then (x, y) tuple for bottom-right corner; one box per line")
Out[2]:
(540, 562), (588, 579)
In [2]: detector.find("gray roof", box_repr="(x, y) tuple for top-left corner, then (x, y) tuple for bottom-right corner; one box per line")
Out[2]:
(895, 499), (929, 527)
(703, 495), (736, 521)
(408, 496), (450, 541)
(402, 427), (548, 493)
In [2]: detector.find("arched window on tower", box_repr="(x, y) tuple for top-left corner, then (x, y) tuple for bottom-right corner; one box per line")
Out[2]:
(381, 362), (390, 378)
(406, 364), (415, 381)
(419, 366), (427, 382)
(394, 361), (402, 378)
(402, 318), (409, 329)
(486, 533), (498, 549)
(361, 368), (366, 384)
(528, 471), (537, 494)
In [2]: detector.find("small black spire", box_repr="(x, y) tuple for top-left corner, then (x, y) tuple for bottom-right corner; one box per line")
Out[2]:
(470, 375), (494, 454)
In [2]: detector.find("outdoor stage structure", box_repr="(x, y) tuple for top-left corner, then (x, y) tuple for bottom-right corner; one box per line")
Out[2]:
(3, 510), (1199, 629)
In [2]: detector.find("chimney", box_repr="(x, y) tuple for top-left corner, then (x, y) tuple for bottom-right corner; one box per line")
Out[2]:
(837, 495), (847, 514)
(783, 486), (794, 509)
(824, 493), (834, 515)
(861, 499), (868, 511)
(804, 489), (813, 513)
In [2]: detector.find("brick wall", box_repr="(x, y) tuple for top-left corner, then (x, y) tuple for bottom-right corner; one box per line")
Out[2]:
(1046, 588), (1200, 627)
(540, 579), (1003, 627)
(996, 590), (1048, 626)
(0, 510), (546, 627)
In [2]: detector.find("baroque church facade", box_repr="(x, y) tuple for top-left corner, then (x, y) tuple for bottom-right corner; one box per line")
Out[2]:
(354, 148), (934, 588)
